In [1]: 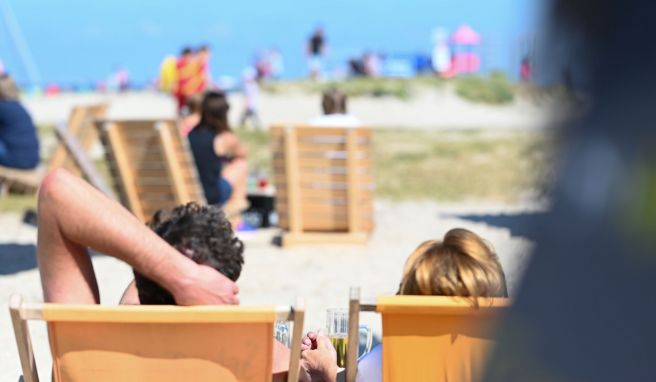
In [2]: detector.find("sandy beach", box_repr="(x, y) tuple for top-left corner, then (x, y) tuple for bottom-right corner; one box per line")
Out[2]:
(22, 87), (549, 130)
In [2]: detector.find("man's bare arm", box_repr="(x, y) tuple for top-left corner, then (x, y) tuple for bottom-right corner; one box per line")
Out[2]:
(37, 169), (239, 305)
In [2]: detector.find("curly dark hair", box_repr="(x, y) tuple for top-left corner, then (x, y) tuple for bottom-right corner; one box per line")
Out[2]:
(134, 202), (244, 305)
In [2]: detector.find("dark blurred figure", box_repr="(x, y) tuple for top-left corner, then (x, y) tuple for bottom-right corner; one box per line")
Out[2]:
(306, 26), (326, 79)
(0, 74), (39, 170)
(189, 91), (248, 208)
(484, 0), (656, 381)
(309, 89), (361, 127)
(348, 57), (366, 77)
(519, 56), (532, 82)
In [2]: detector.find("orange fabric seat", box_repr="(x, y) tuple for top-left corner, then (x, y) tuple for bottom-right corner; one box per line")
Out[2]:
(10, 295), (304, 382)
(346, 289), (510, 382)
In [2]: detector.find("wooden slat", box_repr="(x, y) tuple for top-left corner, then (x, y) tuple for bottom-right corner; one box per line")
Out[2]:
(103, 122), (146, 221)
(276, 187), (374, 201)
(158, 122), (191, 204)
(278, 217), (374, 231)
(346, 129), (360, 232)
(273, 156), (371, 169)
(283, 127), (303, 234)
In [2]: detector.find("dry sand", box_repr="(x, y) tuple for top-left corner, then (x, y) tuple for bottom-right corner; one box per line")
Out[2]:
(23, 88), (549, 130)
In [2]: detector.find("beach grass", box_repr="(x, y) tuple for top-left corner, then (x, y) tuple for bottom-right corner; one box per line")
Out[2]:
(238, 128), (549, 203)
(261, 74), (519, 104)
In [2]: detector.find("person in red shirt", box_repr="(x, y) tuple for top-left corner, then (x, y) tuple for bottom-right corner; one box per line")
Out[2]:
(175, 47), (196, 112)
(194, 45), (212, 94)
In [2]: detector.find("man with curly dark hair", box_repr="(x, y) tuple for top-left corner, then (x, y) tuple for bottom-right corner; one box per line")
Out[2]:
(37, 169), (239, 306)
(134, 202), (244, 305)
(36, 169), (291, 380)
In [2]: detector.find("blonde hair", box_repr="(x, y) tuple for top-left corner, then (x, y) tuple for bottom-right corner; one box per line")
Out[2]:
(399, 228), (507, 299)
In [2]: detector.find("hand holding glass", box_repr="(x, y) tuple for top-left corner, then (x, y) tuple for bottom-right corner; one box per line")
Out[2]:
(326, 308), (373, 368)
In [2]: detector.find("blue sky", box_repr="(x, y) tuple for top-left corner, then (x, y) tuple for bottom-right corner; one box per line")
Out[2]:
(0, 0), (543, 86)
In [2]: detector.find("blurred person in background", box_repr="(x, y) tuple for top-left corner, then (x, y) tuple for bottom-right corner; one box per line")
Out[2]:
(309, 89), (361, 127)
(520, 56), (532, 82)
(307, 26), (327, 79)
(175, 47), (196, 112)
(195, 44), (212, 93)
(188, 91), (248, 210)
(0, 74), (40, 170)
(269, 48), (284, 79)
(159, 54), (178, 93)
(180, 93), (203, 136)
(239, 67), (262, 129)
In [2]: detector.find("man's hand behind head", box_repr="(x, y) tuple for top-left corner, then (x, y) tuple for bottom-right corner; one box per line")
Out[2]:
(173, 263), (239, 305)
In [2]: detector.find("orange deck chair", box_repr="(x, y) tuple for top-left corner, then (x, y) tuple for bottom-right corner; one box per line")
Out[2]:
(345, 287), (510, 382)
(9, 294), (304, 382)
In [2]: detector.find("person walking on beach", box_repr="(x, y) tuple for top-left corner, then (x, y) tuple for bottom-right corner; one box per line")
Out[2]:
(239, 67), (262, 129)
(307, 27), (326, 79)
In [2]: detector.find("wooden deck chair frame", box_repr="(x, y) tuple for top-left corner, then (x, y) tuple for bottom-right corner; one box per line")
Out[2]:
(9, 294), (305, 382)
(270, 125), (375, 247)
(52, 122), (113, 196)
(48, 104), (107, 176)
(0, 117), (110, 197)
(345, 287), (510, 382)
(97, 119), (206, 222)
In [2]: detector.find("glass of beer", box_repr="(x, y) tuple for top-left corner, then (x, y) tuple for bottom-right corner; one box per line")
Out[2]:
(326, 308), (373, 368)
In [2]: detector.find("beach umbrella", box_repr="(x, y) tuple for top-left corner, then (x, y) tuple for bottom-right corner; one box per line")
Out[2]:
(451, 25), (481, 45)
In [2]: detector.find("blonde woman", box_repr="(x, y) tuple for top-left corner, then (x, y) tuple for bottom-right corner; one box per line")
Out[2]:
(299, 228), (508, 382)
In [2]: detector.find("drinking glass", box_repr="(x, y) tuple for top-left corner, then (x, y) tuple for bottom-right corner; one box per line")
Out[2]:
(326, 308), (373, 368)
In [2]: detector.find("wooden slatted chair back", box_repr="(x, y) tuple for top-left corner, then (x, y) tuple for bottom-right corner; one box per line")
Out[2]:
(49, 104), (107, 176)
(97, 119), (205, 222)
(270, 125), (375, 245)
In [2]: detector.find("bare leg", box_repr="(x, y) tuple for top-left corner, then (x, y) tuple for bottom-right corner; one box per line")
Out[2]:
(37, 169), (239, 305)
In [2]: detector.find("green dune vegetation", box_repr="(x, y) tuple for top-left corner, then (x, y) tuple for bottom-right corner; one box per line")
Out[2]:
(262, 73), (517, 105)
(240, 128), (550, 202)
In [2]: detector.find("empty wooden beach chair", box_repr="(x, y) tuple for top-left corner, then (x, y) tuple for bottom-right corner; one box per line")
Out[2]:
(97, 119), (205, 222)
(270, 125), (375, 246)
(9, 294), (305, 382)
(346, 288), (510, 382)
(48, 103), (107, 177)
